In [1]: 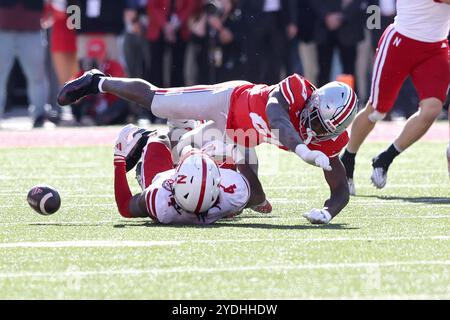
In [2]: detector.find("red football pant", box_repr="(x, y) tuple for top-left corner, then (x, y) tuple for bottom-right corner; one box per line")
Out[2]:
(369, 24), (450, 113)
(140, 142), (174, 188)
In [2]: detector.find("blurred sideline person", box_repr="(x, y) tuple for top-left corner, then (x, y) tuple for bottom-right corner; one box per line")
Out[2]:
(239, 0), (298, 84)
(68, 0), (129, 61)
(112, 124), (267, 224)
(309, 0), (367, 87)
(44, 0), (78, 87)
(72, 39), (129, 125)
(58, 69), (359, 224)
(340, 0), (450, 194)
(0, 0), (49, 127)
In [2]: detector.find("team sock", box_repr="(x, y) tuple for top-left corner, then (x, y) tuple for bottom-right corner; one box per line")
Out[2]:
(340, 149), (356, 179)
(372, 143), (401, 169)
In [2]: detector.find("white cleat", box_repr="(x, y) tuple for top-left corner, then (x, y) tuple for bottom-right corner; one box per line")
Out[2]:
(447, 144), (450, 178)
(347, 178), (356, 196)
(371, 167), (387, 189)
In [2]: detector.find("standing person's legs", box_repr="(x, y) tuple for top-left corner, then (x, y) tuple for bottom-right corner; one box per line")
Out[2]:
(391, 47), (449, 152)
(52, 52), (79, 86)
(264, 13), (284, 84)
(340, 25), (410, 193)
(317, 36), (335, 86)
(170, 37), (187, 87)
(0, 31), (16, 121)
(16, 31), (49, 125)
(338, 43), (357, 78)
(148, 37), (165, 87)
(244, 20), (265, 83)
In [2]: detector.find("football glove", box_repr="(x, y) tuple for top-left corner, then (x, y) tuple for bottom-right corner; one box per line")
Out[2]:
(295, 144), (332, 171)
(114, 124), (149, 161)
(303, 208), (332, 225)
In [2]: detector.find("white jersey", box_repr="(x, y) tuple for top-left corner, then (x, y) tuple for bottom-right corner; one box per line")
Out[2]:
(393, 0), (450, 43)
(143, 168), (250, 224)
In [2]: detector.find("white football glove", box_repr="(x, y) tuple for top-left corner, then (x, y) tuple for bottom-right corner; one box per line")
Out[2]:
(295, 144), (332, 171)
(303, 208), (332, 225)
(114, 124), (147, 159)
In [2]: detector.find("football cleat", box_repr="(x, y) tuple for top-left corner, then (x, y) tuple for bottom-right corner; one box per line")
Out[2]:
(371, 166), (388, 189)
(347, 178), (356, 196)
(57, 69), (107, 106)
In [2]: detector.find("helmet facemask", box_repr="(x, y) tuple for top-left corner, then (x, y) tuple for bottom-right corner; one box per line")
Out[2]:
(300, 93), (338, 144)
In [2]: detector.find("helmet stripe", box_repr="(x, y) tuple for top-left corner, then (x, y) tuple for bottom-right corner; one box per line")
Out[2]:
(332, 90), (357, 126)
(194, 156), (208, 214)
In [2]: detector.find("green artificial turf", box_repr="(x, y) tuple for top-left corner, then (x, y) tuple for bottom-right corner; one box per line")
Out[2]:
(0, 141), (448, 299)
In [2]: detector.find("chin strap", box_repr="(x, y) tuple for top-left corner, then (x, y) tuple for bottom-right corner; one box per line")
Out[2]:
(303, 128), (316, 145)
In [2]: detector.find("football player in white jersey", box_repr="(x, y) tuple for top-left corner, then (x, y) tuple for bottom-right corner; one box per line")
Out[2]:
(340, 0), (450, 193)
(113, 124), (269, 225)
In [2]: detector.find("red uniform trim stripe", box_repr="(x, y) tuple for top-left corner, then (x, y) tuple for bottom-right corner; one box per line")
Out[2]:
(194, 157), (207, 214)
(145, 190), (153, 218)
(150, 188), (158, 219)
(280, 80), (294, 105)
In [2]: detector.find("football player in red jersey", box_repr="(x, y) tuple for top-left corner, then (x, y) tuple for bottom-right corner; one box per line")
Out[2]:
(58, 70), (358, 224)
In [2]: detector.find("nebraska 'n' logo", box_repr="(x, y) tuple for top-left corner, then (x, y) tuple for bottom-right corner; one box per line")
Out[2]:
(176, 175), (187, 184)
(393, 37), (402, 47)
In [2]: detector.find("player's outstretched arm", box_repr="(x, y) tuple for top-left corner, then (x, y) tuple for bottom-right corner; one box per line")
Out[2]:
(266, 88), (331, 171)
(114, 156), (149, 218)
(266, 88), (302, 152)
(323, 156), (350, 216)
(303, 156), (350, 224)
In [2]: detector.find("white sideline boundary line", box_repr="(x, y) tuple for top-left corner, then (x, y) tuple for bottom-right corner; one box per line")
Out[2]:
(0, 235), (448, 249)
(0, 260), (448, 279)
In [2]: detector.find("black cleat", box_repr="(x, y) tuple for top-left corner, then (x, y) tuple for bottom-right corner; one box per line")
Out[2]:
(57, 69), (107, 106)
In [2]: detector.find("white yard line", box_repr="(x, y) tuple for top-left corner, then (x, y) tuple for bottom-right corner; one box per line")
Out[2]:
(0, 240), (182, 248)
(0, 260), (448, 279)
(0, 235), (448, 249)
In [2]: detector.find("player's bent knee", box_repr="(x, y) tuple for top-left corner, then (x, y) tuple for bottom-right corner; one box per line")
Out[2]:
(368, 110), (387, 123)
(419, 98), (443, 120)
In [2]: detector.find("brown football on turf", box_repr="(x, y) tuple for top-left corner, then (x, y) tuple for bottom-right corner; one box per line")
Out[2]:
(27, 185), (61, 215)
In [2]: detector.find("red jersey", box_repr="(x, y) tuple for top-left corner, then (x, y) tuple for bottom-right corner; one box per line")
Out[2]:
(226, 74), (349, 158)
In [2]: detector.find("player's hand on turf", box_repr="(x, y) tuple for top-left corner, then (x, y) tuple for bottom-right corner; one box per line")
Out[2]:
(251, 199), (272, 214)
(114, 124), (147, 160)
(295, 144), (332, 171)
(303, 208), (332, 225)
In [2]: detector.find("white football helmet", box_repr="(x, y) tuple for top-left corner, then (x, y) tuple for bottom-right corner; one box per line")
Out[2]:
(172, 151), (221, 214)
(300, 81), (358, 145)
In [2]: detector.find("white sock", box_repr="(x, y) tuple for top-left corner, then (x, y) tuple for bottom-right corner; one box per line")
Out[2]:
(98, 77), (107, 93)
(393, 142), (403, 153)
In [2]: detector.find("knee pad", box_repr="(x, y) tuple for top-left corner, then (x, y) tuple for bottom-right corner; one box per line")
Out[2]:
(368, 110), (387, 123)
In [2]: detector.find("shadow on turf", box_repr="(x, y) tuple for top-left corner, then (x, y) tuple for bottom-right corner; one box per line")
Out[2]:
(356, 194), (450, 205)
(112, 221), (358, 230)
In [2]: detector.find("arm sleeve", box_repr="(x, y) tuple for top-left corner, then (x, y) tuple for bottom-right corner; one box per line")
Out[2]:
(114, 159), (133, 218)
